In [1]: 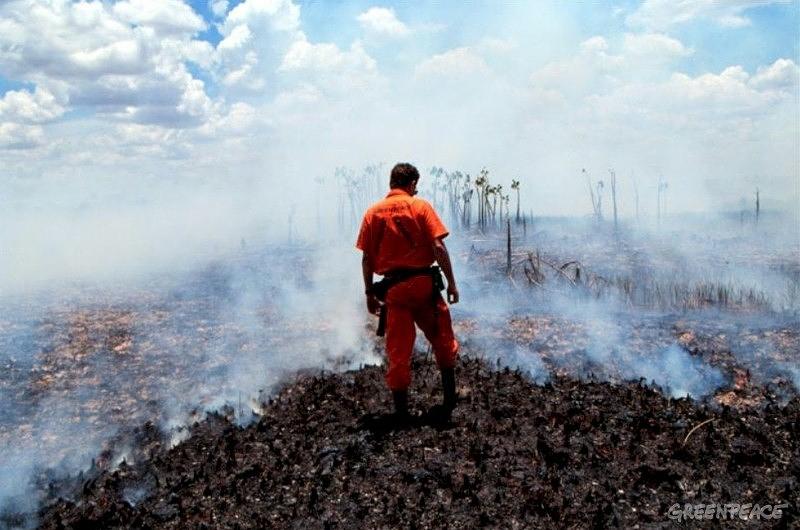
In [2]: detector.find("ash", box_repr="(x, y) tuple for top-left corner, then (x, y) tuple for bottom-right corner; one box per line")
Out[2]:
(38, 357), (798, 529)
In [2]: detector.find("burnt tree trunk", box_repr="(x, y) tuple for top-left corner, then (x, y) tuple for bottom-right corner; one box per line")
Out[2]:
(506, 219), (512, 275)
(755, 188), (760, 224)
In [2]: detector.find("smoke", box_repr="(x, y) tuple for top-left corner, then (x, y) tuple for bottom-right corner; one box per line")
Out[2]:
(1, 190), (797, 526)
(0, 388), (122, 529)
(1, 174), (796, 526)
(448, 217), (798, 401)
(467, 334), (550, 385)
(0, 1), (797, 525)
(0, 454), (35, 523)
(625, 344), (725, 399)
(542, 298), (724, 398)
(0, 241), (384, 526)
(788, 365), (800, 392)
(0, 177), (274, 296)
(582, 325), (726, 400)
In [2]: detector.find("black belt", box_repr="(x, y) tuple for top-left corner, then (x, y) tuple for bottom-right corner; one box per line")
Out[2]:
(369, 266), (445, 337)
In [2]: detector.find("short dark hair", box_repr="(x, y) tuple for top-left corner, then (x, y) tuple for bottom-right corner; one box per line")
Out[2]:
(390, 163), (419, 189)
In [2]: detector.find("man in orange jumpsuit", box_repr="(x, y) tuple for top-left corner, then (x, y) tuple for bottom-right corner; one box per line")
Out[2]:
(356, 163), (460, 422)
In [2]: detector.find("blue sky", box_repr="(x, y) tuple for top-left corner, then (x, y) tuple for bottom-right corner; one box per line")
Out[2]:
(3, 1), (797, 94)
(669, 3), (799, 73)
(0, 0), (797, 217)
(0, 78), (32, 95)
(262, 1), (798, 71)
(294, 0), (799, 72)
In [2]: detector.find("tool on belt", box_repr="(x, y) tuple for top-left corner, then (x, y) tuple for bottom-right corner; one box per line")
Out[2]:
(368, 266), (445, 337)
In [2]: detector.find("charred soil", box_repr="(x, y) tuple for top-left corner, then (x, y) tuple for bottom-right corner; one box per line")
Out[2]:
(38, 356), (798, 529)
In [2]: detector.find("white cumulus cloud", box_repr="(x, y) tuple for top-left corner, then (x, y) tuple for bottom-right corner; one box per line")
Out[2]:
(749, 58), (800, 93)
(627, 0), (793, 30)
(524, 32), (798, 209)
(113, 0), (207, 35)
(280, 39), (375, 73)
(415, 47), (489, 78)
(279, 39), (379, 93)
(0, 1), (794, 217)
(210, 0), (229, 18)
(0, 87), (65, 124)
(214, 0), (302, 91)
(622, 33), (693, 60)
(532, 32), (694, 99)
(357, 7), (409, 37)
(0, 122), (44, 149)
(223, 0), (301, 33)
(0, 0), (216, 131)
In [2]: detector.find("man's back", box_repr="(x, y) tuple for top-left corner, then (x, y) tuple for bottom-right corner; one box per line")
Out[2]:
(357, 162), (459, 422)
(356, 189), (448, 275)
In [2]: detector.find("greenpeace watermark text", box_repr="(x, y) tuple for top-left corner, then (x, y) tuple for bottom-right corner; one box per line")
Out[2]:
(667, 502), (789, 522)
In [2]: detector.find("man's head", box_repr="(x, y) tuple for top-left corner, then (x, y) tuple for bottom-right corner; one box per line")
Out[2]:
(390, 163), (419, 194)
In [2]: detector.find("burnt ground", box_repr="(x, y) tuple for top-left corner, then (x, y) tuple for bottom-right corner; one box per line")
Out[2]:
(37, 356), (798, 529)
(1, 237), (796, 529)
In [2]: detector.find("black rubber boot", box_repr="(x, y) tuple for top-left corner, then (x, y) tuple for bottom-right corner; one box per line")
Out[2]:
(426, 368), (457, 425)
(441, 367), (457, 411)
(358, 390), (411, 433)
(392, 390), (409, 418)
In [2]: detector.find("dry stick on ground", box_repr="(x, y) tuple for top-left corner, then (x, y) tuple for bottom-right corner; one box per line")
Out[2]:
(537, 257), (578, 286)
(683, 418), (714, 445)
(523, 267), (541, 286)
(524, 252), (544, 285)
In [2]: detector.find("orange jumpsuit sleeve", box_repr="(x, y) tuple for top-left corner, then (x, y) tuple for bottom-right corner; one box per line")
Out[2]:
(416, 200), (449, 242)
(356, 213), (371, 251)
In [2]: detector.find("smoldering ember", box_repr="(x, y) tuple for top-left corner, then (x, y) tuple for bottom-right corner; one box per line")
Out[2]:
(0, 2), (799, 529)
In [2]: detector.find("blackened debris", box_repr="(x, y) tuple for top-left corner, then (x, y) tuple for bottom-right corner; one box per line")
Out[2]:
(39, 357), (798, 529)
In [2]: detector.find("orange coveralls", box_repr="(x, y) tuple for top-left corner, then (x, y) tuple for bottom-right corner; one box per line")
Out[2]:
(356, 189), (459, 390)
